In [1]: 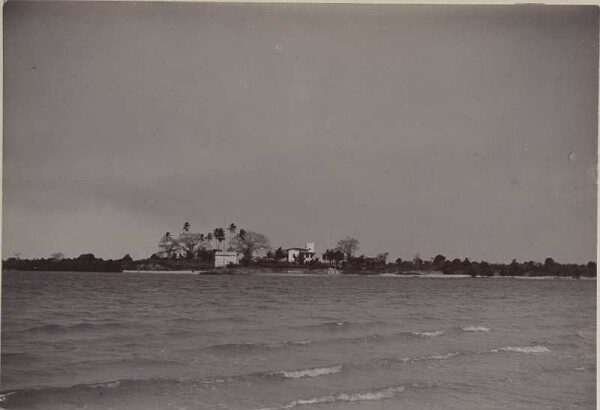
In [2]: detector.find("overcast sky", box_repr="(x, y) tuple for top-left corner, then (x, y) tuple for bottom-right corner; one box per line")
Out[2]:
(4, 3), (597, 263)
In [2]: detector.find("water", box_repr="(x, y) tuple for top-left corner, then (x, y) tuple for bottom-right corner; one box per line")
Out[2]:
(1, 271), (595, 410)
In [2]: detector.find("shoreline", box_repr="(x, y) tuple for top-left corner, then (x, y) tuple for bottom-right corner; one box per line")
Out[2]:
(3, 269), (593, 280)
(120, 269), (595, 279)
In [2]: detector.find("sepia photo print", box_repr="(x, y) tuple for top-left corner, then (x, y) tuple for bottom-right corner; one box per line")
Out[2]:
(1, 2), (597, 409)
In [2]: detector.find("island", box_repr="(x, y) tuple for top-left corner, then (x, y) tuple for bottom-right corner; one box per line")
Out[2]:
(2, 222), (596, 279)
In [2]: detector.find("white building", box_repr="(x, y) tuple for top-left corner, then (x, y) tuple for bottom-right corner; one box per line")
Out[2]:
(286, 243), (316, 264)
(214, 251), (240, 267)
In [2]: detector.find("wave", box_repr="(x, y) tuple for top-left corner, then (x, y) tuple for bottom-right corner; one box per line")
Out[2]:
(422, 352), (460, 360)
(258, 386), (405, 410)
(204, 324), (498, 354)
(20, 322), (127, 334)
(574, 364), (596, 372)
(378, 350), (461, 366)
(461, 326), (490, 332)
(172, 316), (255, 325)
(412, 330), (444, 337)
(307, 321), (349, 329)
(377, 344), (550, 367)
(269, 365), (342, 379)
(284, 339), (313, 346)
(207, 342), (273, 352)
(490, 345), (550, 354)
(311, 324), (497, 346)
(298, 320), (386, 332)
(89, 381), (121, 388)
(206, 338), (316, 353)
(0, 392), (15, 403)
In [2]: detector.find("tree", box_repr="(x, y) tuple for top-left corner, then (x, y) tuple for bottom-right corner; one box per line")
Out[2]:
(206, 232), (214, 248)
(274, 247), (286, 262)
(587, 261), (596, 277)
(183, 222), (191, 232)
(177, 232), (205, 259)
(433, 254), (446, 267)
(227, 223), (237, 239)
(229, 231), (271, 263)
(376, 252), (389, 265)
(159, 232), (178, 259)
(332, 249), (345, 267)
(51, 252), (65, 261)
(77, 253), (96, 262)
(413, 253), (423, 269)
(239, 229), (247, 240)
(323, 248), (344, 267)
(479, 261), (493, 277)
(213, 228), (226, 250)
(121, 254), (133, 262)
(322, 250), (331, 265)
(336, 237), (359, 260)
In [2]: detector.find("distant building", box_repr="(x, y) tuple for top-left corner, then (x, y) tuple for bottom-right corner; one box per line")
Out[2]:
(159, 248), (186, 259)
(286, 243), (316, 264)
(214, 251), (240, 268)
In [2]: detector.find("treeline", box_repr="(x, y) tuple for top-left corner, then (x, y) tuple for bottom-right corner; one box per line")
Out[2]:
(3, 253), (124, 272)
(385, 255), (596, 278)
(153, 222), (271, 267)
(320, 237), (596, 278)
(155, 222), (244, 260)
(431, 256), (597, 278)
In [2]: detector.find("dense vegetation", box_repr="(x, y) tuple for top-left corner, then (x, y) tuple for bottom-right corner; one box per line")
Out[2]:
(2, 230), (596, 278)
(3, 253), (123, 272)
(321, 239), (596, 278)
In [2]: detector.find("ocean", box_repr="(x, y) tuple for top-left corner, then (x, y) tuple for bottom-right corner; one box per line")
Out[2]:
(1, 271), (595, 410)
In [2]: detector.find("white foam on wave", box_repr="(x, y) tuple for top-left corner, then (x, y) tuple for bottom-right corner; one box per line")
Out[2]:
(91, 381), (121, 388)
(286, 339), (313, 346)
(275, 365), (342, 379)
(461, 326), (490, 332)
(425, 352), (459, 360)
(0, 393), (15, 403)
(413, 330), (444, 337)
(259, 386), (405, 410)
(491, 345), (550, 354)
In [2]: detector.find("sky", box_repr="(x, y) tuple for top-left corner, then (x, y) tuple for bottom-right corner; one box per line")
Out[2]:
(3, 2), (598, 263)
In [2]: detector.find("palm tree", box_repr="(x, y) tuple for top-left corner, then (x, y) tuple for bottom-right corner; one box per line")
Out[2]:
(159, 231), (175, 259)
(206, 232), (213, 248)
(239, 229), (247, 240)
(227, 223), (237, 239)
(214, 228), (226, 250)
(183, 222), (191, 232)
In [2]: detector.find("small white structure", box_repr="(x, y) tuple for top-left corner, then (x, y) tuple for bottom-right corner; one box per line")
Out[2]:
(286, 243), (316, 264)
(214, 251), (240, 268)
